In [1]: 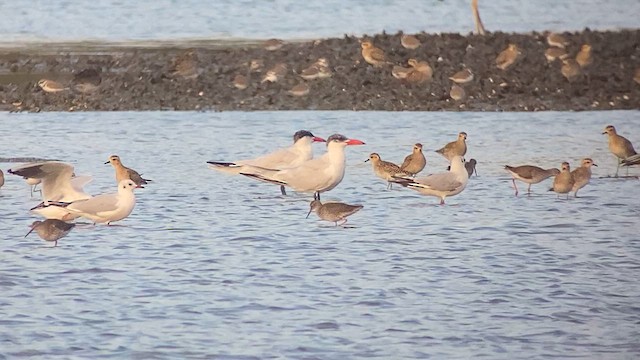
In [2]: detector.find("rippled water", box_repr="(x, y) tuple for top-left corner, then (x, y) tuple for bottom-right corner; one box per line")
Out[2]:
(1, 0), (639, 43)
(1, 111), (639, 359)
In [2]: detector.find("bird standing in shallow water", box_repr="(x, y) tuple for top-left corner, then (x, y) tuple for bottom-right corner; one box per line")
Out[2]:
(550, 162), (575, 199)
(400, 143), (426, 176)
(504, 165), (560, 196)
(105, 155), (151, 187)
(393, 156), (469, 205)
(25, 219), (76, 246)
(602, 125), (637, 177)
(571, 158), (597, 197)
(365, 153), (409, 190)
(435, 132), (467, 161)
(306, 200), (363, 226)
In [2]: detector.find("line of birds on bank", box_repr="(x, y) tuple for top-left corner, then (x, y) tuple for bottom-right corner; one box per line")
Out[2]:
(30, 30), (640, 110)
(1, 124), (637, 245)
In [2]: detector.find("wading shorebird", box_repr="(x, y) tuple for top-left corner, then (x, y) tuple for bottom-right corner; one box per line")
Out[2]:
(549, 162), (575, 199)
(105, 155), (151, 187)
(400, 143), (426, 176)
(365, 153), (409, 190)
(25, 219), (76, 247)
(504, 164), (560, 196)
(435, 132), (467, 161)
(571, 158), (597, 197)
(602, 125), (637, 177)
(306, 200), (363, 226)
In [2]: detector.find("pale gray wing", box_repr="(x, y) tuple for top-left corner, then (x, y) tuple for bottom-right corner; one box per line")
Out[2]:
(242, 146), (303, 170)
(9, 161), (75, 201)
(70, 175), (93, 193)
(68, 193), (118, 215)
(413, 172), (462, 191)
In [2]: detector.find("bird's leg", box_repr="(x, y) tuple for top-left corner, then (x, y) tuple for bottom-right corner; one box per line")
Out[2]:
(512, 179), (519, 196)
(527, 184), (532, 196)
(386, 182), (392, 190)
(440, 198), (445, 205)
(615, 158), (621, 177)
(54, 240), (58, 247)
(280, 185), (287, 195)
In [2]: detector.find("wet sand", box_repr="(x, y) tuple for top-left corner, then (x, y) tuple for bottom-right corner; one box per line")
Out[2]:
(0, 30), (638, 112)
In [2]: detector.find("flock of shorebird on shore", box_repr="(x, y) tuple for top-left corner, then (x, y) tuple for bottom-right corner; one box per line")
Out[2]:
(0, 124), (637, 246)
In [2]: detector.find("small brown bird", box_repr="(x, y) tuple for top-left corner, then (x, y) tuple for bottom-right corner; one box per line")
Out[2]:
(261, 63), (288, 83)
(571, 158), (597, 197)
(400, 143), (426, 176)
(504, 165), (560, 196)
(37, 79), (68, 93)
(405, 58), (433, 84)
(306, 200), (363, 226)
(263, 38), (285, 51)
(300, 58), (332, 80)
(391, 65), (413, 79)
(169, 50), (199, 79)
(435, 132), (467, 161)
(550, 162), (575, 199)
(496, 44), (521, 70)
(465, 159), (478, 177)
(233, 74), (249, 90)
(544, 47), (569, 63)
(361, 40), (388, 67)
(25, 219), (76, 247)
(105, 155), (151, 187)
(546, 32), (569, 48)
(575, 44), (593, 68)
(450, 84), (466, 101)
(366, 153), (409, 189)
(449, 68), (474, 84)
(401, 34), (421, 50)
(249, 59), (264, 72)
(288, 83), (310, 97)
(603, 125), (637, 177)
(561, 58), (582, 82)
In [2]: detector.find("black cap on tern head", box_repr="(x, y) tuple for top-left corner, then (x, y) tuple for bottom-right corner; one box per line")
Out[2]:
(293, 130), (315, 143)
(327, 134), (348, 143)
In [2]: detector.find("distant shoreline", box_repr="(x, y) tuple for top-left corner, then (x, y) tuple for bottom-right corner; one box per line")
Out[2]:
(1, 29), (638, 112)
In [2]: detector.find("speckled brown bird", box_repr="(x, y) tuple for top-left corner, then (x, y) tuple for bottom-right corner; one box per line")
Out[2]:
(405, 58), (433, 84)
(261, 63), (288, 83)
(496, 44), (521, 70)
(576, 44), (593, 68)
(450, 84), (466, 101)
(391, 65), (413, 79)
(263, 38), (285, 51)
(561, 58), (582, 82)
(449, 68), (474, 84)
(603, 125), (637, 177)
(361, 40), (388, 67)
(435, 132), (467, 161)
(306, 200), (363, 226)
(169, 50), (199, 79)
(550, 162), (575, 199)
(37, 79), (68, 93)
(300, 58), (332, 80)
(366, 153), (410, 189)
(400, 143), (426, 176)
(544, 47), (569, 63)
(546, 32), (569, 49)
(571, 158), (597, 197)
(25, 219), (76, 247)
(401, 34), (421, 49)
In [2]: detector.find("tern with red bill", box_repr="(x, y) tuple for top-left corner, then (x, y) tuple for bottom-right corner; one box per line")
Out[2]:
(207, 130), (325, 195)
(240, 134), (365, 200)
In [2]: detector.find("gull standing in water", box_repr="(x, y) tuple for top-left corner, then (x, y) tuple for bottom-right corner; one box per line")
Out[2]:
(8, 161), (92, 219)
(240, 134), (365, 200)
(49, 180), (139, 225)
(504, 164), (560, 196)
(207, 130), (326, 195)
(306, 200), (363, 226)
(393, 156), (469, 205)
(25, 219), (76, 247)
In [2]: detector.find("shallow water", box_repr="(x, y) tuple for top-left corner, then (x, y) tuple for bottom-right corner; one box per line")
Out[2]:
(1, 110), (639, 359)
(0, 0), (639, 43)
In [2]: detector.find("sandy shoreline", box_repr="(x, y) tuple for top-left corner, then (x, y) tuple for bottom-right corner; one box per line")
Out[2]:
(0, 30), (638, 112)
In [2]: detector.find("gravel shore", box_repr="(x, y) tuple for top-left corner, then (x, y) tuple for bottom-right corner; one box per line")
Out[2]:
(0, 29), (638, 112)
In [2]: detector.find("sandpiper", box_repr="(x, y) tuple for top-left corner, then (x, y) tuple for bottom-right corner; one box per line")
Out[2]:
(288, 83), (310, 97)
(306, 200), (363, 226)
(465, 159), (478, 177)
(496, 44), (521, 70)
(169, 50), (199, 79)
(261, 63), (288, 83)
(365, 153), (409, 189)
(504, 165), (560, 196)
(233, 74), (249, 90)
(435, 132), (467, 161)
(571, 158), (597, 197)
(450, 84), (466, 101)
(249, 59), (264, 72)
(546, 33), (569, 49)
(550, 162), (575, 199)
(391, 65), (413, 79)
(263, 38), (285, 51)
(449, 68), (474, 84)
(544, 47), (569, 63)
(561, 58), (582, 82)
(25, 219), (76, 246)
(105, 155), (151, 187)
(300, 58), (332, 80)
(401, 34), (421, 50)
(361, 40), (388, 67)
(602, 125), (637, 177)
(37, 79), (68, 93)
(400, 143), (426, 176)
(405, 58), (433, 84)
(576, 44), (593, 68)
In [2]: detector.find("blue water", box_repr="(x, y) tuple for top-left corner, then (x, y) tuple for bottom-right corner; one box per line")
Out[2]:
(1, 111), (639, 358)
(0, 0), (639, 43)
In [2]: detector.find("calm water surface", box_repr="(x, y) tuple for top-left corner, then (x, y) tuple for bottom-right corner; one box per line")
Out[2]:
(0, 0), (639, 43)
(1, 111), (639, 359)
